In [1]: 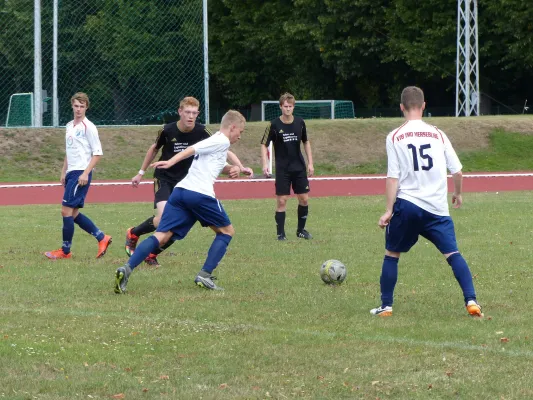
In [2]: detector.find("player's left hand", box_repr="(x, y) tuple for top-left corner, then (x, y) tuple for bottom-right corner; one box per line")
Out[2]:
(378, 210), (393, 229)
(452, 193), (463, 208)
(78, 173), (89, 186)
(308, 164), (314, 177)
(151, 161), (170, 169)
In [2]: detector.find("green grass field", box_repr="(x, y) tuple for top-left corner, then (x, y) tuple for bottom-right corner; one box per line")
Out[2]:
(2, 193), (533, 399)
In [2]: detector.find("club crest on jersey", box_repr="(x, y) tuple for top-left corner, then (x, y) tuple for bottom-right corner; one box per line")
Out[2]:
(279, 129), (284, 134)
(67, 136), (74, 146)
(171, 138), (177, 142)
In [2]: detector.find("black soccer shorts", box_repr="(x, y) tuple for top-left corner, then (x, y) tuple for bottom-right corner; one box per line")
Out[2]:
(275, 169), (310, 196)
(153, 178), (178, 208)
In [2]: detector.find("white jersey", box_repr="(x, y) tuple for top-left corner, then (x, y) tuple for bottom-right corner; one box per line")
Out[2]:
(386, 119), (462, 216)
(65, 118), (103, 173)
(177, 132), (230, 198)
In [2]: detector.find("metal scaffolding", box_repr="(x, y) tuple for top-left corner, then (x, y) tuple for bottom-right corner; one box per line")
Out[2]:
(456, 0), (480, 116)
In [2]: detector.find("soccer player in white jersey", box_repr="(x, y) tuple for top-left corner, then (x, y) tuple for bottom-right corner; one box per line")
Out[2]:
(114, 110), (250, 293)
(370, 86), (482, 318)
(44, 92), (112, 260)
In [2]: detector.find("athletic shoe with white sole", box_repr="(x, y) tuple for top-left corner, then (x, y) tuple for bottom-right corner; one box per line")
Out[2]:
(194, 274), (224, 291)
(370, 305), (393, 317)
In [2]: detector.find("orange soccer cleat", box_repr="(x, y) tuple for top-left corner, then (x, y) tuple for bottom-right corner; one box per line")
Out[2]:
(96, 235), (113, 259)
(44, 249), (72, 260)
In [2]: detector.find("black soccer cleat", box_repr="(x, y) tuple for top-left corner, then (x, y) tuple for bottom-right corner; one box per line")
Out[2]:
(277, 234), (287, 241)
(296, 229), (312, 240)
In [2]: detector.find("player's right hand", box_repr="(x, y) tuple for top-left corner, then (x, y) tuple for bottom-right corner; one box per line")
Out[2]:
(60, 174), (66, 186)
(131, 174), (142, 188)
(378, 210), (393, 229)
(262, 166), (271, 178)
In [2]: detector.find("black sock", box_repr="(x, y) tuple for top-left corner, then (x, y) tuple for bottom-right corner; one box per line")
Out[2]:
(275, 211), (286, 236)
(297, 205), (308, 231)
(153, 239), (174, 255)
(131, 216), (155, 237)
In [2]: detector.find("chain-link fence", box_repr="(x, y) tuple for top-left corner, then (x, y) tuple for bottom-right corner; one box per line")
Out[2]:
(1, 0), (205, 127)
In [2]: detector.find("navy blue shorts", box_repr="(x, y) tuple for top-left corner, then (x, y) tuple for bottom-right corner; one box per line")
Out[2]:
(386, 198), (458, 254)
(157, 188), (231, 240)
(62, 170), (92, 208)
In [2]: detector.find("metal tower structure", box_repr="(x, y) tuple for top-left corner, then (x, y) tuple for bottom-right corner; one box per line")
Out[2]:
(456, 0), (480, 116)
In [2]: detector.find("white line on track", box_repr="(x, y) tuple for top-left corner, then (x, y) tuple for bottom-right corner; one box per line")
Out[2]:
(1, 173), (533, 189)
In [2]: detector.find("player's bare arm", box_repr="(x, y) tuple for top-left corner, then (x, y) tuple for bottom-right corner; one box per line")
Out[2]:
(132, 143), (159, 187)
(60, 157), (68, 185)
(226, 150), (253, 176)
(379, 177), (399, 229)
(260, 144), (271, 177)
(151, 146), (195, 169)
(303, 141), (314, 177)
(78, 155), (101, 186)
(451, 171), (463, 208)
(222, 164), (240, 179)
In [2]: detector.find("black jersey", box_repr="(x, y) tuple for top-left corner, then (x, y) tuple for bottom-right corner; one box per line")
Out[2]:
(261, 116), (308, 172)
(153, 122), (211, 182)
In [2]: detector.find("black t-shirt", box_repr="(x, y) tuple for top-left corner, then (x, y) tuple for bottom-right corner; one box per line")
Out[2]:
(261, 116), (308, 172)
(153, 122), (211, 182)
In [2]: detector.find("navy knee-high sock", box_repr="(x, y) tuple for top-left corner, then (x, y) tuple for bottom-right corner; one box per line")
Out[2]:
(74, 213), (104, 241)
(62, 216), (75, 254)
(447, 252), (477, 303)
(201, 233), (232, 274)
(127, 236), (160, 270)
(380, 255), (399, 307)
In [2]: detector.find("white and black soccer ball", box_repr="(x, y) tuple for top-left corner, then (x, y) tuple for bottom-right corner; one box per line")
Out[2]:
(320, 259), (347, 285)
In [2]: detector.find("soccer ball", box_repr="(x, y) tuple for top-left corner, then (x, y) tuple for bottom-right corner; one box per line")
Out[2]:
(320, 260), (347, 285)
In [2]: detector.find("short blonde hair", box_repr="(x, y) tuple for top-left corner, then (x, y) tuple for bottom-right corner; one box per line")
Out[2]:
(400, 86), (424, 111)
(71, 92), (90, 109)
(220, 110), (246, 129)
(179, 96), (200, 110)
(279, 92), (296, 106)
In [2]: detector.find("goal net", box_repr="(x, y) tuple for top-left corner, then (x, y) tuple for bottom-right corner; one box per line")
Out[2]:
(261, 100), (355, 122)
(6, 93), (34, 127)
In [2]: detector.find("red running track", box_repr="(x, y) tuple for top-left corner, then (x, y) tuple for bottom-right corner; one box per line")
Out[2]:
(1, 174), (533, 206)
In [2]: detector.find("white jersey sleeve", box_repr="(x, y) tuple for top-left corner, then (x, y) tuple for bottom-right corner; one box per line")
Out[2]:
(386, 120), (462, 216)
(177, 132), (230, 198)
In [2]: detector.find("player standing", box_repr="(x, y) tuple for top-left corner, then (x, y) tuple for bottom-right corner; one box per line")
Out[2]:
(114, 110), (249, 293)
(370, 86), (482, 317)
(125, 97), (247, 266)
(260, 93), (314, 241)
(44, 92), (112, 260)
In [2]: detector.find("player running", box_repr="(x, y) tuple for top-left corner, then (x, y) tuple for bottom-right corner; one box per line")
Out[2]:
(114, 110), (250, 293)
(125, 97), (248, 266)
(370, 86), (482, 318)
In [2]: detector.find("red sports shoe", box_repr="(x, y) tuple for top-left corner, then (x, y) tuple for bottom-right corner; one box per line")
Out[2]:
(125, 227), (139, 256)
(44, 249), (72, 260)
(96, 235), (112, 259)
